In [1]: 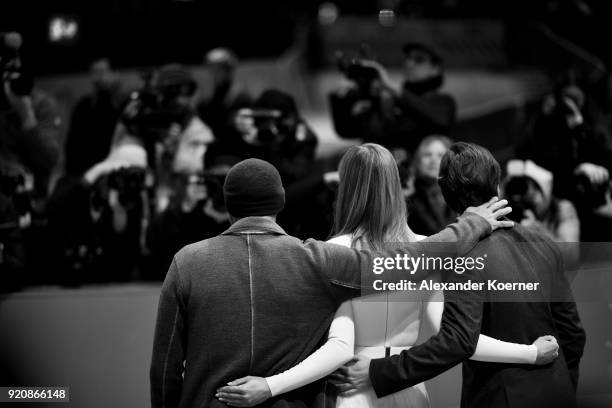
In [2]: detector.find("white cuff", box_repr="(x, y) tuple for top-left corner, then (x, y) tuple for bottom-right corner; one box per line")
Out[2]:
(265, 376), (281, 397)
(526, 344), (538, 364)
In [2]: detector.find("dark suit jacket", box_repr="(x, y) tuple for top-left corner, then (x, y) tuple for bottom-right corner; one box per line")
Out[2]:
(369, 225), (586, 408)
(150, 214), (490, 408)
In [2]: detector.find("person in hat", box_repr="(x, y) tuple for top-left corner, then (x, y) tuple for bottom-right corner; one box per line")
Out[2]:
(376, 42), (456, 155)
(150, 157), (514, 408)
(329, 42), (455, 158)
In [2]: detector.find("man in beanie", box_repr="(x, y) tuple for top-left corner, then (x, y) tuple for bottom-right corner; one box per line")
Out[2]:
(150, 158), (513, 408)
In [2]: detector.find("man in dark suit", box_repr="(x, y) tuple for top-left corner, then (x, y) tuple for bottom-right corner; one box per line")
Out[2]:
(338, 142), (586, 408)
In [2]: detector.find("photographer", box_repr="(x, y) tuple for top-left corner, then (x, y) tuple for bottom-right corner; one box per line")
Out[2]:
(518, 79), (612, 240)
(52, 163), (152, 284)
(107, 64), (200, 163)
(329, 46), (394, 146)
(48, 64), (213, 284)
(196, 48), (251, 141)
(146, 148), (234, 279)
(0, 32), (63, 199)
(0, 32), (63, 285)
(330, 43), (456, 156)
(101, 64), (212, 208)
(219, 89), (331, 238)
(503, 159), (580, 271)
(65, 58), (123, 177)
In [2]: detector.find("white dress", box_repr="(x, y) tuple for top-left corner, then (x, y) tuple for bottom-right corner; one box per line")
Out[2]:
(333, 234), (430, 408)
(266, 234), (538, 408)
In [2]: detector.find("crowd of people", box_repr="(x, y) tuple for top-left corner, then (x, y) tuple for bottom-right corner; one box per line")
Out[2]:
(1, 32), (611, 290)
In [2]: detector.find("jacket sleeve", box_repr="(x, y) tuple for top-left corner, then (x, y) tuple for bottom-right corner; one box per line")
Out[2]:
(321, 212), (491, 295)
(150, 258), (186, 408)
(423, 287), (538, 364)
(369, 266), (485, 397)
(550, 251), (586, 390)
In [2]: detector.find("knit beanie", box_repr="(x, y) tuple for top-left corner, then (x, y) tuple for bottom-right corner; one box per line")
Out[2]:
(223, 158), (285, 217)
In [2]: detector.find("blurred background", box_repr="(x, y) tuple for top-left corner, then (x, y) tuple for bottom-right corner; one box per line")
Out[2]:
(1, 0), (612, 407)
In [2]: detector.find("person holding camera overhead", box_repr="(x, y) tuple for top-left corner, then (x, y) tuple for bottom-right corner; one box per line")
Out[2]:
(517, 77), (612, 241)
(330, 42), (456, 158)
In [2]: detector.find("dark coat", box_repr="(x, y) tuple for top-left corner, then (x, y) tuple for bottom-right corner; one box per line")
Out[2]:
(369, 225), (586, 408)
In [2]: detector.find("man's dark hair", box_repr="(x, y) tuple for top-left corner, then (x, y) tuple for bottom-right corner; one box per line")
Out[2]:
(438, 142), (501, 213)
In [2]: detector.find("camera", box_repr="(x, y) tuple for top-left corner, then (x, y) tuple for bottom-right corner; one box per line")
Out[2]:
(181, 171), (222, 209)
(504, 176), (539, 223)
(335, 44), (380, 91)
(120, 67), (196, 152)
(574, 173), (610, 209)
(235, 108), (288, 146)
(120, 88), (192, 145)
(0, 165), (33, 218)
(91, 166), (149, 211)
(0, 32), (34, 110)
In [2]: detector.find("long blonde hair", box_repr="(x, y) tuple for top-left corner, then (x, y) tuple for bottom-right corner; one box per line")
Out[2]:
(334, 143), (416, 250)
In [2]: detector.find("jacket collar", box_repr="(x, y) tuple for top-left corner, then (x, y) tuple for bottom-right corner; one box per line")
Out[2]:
(222, 216), (287, 236)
